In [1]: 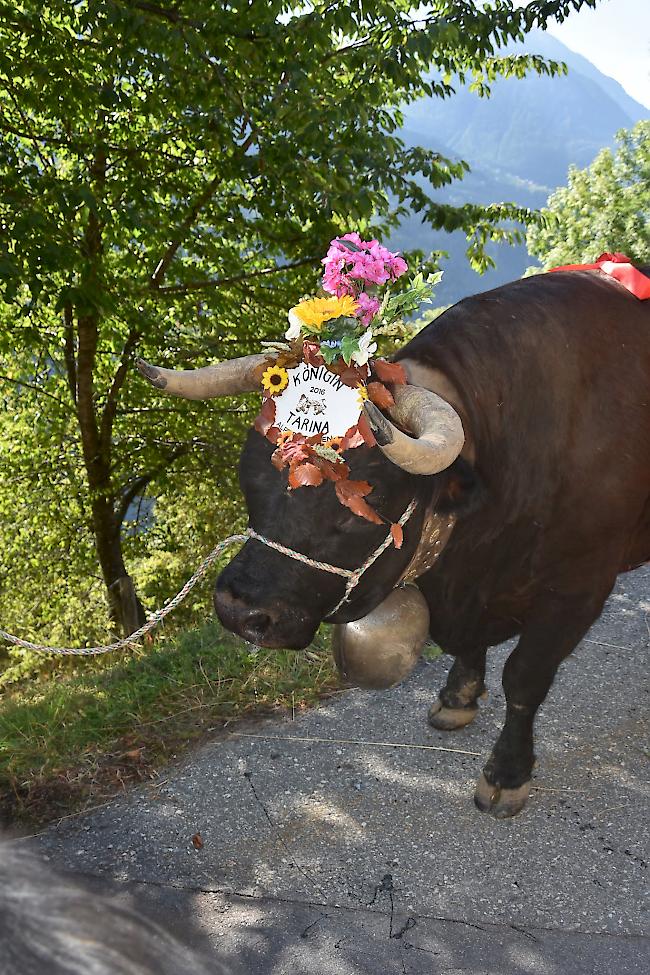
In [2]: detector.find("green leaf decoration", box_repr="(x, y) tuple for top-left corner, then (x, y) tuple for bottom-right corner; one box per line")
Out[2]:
(313, 444), (342, 462)
(340, 334), (361, 365)
(320, 343), (342, 364)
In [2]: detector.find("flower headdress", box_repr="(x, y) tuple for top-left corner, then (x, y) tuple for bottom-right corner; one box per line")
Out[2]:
(254, 234), (436, 536)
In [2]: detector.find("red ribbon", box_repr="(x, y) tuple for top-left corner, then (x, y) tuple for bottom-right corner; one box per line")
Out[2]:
(548, 252), (650, 300)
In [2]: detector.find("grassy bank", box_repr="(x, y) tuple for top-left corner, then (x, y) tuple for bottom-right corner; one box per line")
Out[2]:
(0, 622), (339, 827)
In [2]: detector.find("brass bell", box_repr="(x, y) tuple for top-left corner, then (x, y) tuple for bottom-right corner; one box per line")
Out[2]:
(332, 585), (430, 689)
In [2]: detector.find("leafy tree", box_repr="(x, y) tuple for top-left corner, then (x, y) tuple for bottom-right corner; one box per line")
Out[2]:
(0, 1), (595, 637)
(527, 120), (650, 268)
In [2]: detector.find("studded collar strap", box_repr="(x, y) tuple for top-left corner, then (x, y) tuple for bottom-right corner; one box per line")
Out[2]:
(400, 508), (456, 584)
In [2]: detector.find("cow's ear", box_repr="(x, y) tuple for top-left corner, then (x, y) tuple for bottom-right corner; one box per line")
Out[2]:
(435, 457), (485, 515)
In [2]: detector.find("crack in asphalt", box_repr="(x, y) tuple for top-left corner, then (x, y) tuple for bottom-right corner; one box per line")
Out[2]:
(243, 770), (330, 902)
(59, 866), (648, 941)
(299, 912), (328, 940)
(366, 871), (418, 942)
(510, 923), (539, 943)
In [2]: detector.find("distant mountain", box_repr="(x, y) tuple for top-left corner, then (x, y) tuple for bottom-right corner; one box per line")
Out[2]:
(532, 32), (646, 123)
(392, 31), (649, 306)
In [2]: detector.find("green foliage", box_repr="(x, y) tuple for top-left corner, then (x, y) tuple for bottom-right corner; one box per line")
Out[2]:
(375, 270), (442, 331)
(0, 1), (596, 667)
(527, 120), (650, 268)
(0, 619), (338, 822)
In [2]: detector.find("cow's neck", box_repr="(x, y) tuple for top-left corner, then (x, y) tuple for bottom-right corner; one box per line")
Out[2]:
(400, 508), (456, 584)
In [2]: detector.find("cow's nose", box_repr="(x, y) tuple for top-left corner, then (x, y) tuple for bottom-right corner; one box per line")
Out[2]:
(214, 576), (317, 649)
(239, 610), (273, 644)
(214, 587), (275, 643)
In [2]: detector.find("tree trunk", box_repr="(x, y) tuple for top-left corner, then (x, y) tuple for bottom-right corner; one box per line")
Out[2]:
(69, 140), (146, 636)
(74, 311), (147, 636)
(92, 496), (146, 635)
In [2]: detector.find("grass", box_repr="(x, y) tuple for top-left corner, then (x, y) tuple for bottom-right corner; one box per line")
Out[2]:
(0, 621), (340, 826)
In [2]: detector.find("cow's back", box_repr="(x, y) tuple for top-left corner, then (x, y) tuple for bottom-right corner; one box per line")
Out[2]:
(397, 269), (650, 644)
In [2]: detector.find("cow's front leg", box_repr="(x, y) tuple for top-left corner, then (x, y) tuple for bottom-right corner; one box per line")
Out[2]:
(475, 590), (610, 818)
(428, 645), (487, 730)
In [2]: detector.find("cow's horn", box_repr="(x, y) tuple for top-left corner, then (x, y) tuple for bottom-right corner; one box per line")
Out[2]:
(136, 354), (268, 399)
(363, 384), (464, 475)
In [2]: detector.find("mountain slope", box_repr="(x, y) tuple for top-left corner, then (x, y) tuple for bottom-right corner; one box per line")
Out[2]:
(530, 31), (647, 122)
(394, 31), (649, 305)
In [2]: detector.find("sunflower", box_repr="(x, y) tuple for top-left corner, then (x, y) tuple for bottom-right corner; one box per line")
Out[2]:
(261, 364), (289, 395)
(276, 430), (294, 447)
(287, 294), (358, 334)
(324, 436), (344, 454)
(356, 384), (369, 406)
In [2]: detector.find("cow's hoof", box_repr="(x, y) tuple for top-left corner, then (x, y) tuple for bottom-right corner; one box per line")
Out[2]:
(428, 699), (478, 731)
(473, 773), (530, 818)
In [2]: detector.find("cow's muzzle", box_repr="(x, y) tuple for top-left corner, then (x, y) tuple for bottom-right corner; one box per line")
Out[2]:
(214, 578), (318, 650)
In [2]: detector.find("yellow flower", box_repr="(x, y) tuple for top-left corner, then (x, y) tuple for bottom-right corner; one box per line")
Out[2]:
(289, 294), (358, 333)
(324, 436), (344, 454)
(261, 364), (289, 395)
(276, 430), (294, 447)
(356, 384), (369, 406)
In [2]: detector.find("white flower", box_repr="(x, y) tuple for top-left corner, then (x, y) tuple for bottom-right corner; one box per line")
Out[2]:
(285, 308), (303, 341)
(351, 327), (377, 367)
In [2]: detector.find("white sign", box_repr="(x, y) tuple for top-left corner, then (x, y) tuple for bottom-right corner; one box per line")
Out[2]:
(274, 364), (363, 438)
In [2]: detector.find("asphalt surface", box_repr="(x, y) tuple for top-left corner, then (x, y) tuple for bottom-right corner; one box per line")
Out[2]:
(9, 567), (650, 973)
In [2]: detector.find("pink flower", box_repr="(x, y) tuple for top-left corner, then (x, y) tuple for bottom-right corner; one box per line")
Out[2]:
(322, 259), (351, 297)
(322, 234), (408, 295)
(388, 254), (408, 277)
(355, 292), (381, 326)
(349, 254), (390, 286)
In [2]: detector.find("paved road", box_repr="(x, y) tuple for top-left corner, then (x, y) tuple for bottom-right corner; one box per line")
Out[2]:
(12, 568), (650, 973)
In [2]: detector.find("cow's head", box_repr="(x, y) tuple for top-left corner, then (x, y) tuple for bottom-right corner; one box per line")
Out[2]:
(137, 354), (464, 650)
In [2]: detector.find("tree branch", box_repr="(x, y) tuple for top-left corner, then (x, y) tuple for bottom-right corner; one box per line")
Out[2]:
(62, 302), (77, 405)
(148, 70), (290, 289)
(0, 374), (71, 411)
(0, 78), (55, 170)
(127, 1), (204, 29)
(99, 327), (141, 451)
(116, 445), (189, 525)
(76, 143), (107, 489)
(152, 255), (320, 295)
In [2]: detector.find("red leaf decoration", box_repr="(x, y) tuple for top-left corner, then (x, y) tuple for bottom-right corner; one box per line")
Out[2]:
(271, 449), (285, 471)
(303, 340), (325, 366)
(336, 478), (372, 499)
(334, 363), (369, 387)
(288, 462), (324, 489)
(342, 425), (365, 450)
(390, 523), (404, 549)
(372, 359), (407, 385)
(319, 458), (349, 482)
(266, 426), (281, 445)
(367, 381), (395, 409)
(335, 479), (383, 524)
(282, 440), (311, 464)
(357, 412), (377, 447)
(254, 396), (276, 436)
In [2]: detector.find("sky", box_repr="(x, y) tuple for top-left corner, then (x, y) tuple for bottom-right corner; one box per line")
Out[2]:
(545, 0), (650, 108)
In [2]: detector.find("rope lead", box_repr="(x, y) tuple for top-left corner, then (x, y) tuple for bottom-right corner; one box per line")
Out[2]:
(0, 534), (248, 656)
(0, 498), (417, 657)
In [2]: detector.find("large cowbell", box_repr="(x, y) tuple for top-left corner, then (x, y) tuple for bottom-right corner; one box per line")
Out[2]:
(332, 585), (430, 689)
